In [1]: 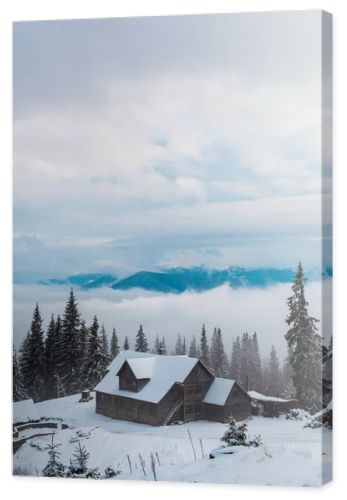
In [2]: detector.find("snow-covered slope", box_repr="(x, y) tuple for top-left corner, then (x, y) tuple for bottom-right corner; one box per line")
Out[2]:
(13, 393), (330, 486)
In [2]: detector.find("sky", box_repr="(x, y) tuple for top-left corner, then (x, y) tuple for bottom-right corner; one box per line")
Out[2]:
(13, 11), (326, 283)
(12, 12), (330, 353)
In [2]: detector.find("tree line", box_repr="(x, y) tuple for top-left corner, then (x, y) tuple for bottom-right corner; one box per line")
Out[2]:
(13, 263), (325, 413)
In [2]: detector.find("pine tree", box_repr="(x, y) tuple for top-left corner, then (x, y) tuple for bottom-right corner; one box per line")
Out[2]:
(13, 346), (26, 401)
(182, 336), (186, 355)
(175, 334), (183, 355)
(135, 324), (149, 352)
(240, 332), (251, 390)
(281, 351), (296, 399)
(189, 335), (198, 358)
(100, 325), (110, 367)
(153, 335), (161, 354)
(84, 316), (108, 388)
(221, 418), (248, 447)
(285, 262), (322, 413)
(248, 332), (263, 392)
(210, 328), (228, 377)
(20, 303), (46, 402)
(45, 314), (57, 399)
(159, 336), (167, 355)
(110, 328), (119, 359)
(200, 324), (210, 367)
(42, 435), (65, 477)
(123, 336), (130, 350)
(66, 441), (100, 478)
(56, 289), (81, 394)
(267, 346), (282, 396)
(230, 336), (242, 382)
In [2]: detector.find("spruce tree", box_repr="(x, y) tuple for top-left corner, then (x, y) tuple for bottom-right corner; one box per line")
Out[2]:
(249, 332), (263, 392)
(267, 346), (282, 396)
(189, 335), (198, 358)
(84, 315), (108, 388)
(135, 324), (149, 352)
(182, 336), (186, 355)
(285, 262), (322, 413)
(45, 314), (58, 399)
(123, 336), (130, 350)
(210, 328), (228, 377)
(200, 324), (210, 367)
(56, 289), (81, 394)
(100, 324), (110, 367)
(13, 346), (26, 401)
(42, 435), (65, 477)
(175, 334), (183, 355)
(230, 336), (242, 382)
(153, 335), (161, 354)
(159, 336), (167, 355)
(20, 303), (46, 402)
(110, 328), (119, 359)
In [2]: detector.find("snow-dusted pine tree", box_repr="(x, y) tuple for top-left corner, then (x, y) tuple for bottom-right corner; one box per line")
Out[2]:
(210, 328), (228, 377)
(84, 315), (108, 388)
(175, 334), (184, 355)
(221, 418), (248, 446)
(42, 435), (65, 477)
(159, 336), (167, 354)
(135, 324), (149, 352)
(20, 303), (46, 401)
(249, 332), (263, 392)
(189, 335), (198, 358)
(100, 324), (110, 366)
(110, 328), (119, 359)
(285, 262), (322, 413)
(267, 346), (282, 396)
(56, 289), (81, 394)
(123, 336), (130, 350)
(200, 324), (210, 367)
(229, 336), (242, 382)
(13, 346), (26, 401)
(45, 314), (58, 399)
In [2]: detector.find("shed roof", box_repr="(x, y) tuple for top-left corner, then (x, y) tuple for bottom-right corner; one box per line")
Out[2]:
(247, 390), (291, 403)
(13, 398), (40, 424)
(203, 378), (235, 406)
(95, 350), (199, 403)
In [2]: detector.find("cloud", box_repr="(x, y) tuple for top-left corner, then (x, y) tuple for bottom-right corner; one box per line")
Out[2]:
(13, 13), (324, 278)
(13, 281), (323, 362)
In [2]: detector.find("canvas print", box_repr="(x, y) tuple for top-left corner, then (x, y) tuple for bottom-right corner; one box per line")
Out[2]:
(13, 11), (332, 486)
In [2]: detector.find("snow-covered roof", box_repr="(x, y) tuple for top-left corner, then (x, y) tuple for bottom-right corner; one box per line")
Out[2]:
(13, 398), (40, 424)
(203, 378), (235, 406)
(122, 357), (156, 379)
(247, 391), (291, 403)
(95, 350), (199, 403)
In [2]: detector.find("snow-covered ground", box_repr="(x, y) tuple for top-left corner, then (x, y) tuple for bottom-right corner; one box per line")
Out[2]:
(13, 393), (331, 486)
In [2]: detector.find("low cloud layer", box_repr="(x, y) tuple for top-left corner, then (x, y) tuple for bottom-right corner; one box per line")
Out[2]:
(13, 281), (323, 362)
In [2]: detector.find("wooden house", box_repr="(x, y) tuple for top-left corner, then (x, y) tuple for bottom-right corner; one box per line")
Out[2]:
(95, 351), (251, 425)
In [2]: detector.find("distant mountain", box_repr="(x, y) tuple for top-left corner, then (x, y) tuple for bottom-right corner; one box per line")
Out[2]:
(36, 266), (329, 294)
(38, 273), (117, 289)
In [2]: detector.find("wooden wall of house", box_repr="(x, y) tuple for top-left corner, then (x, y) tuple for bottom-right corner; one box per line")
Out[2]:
(223, 383), (251, 421)
(96, 383), (184, 425)
(183, 361), (214, 422)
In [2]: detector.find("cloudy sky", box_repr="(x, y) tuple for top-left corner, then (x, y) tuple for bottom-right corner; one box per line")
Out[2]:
(13, 11), (325, 283)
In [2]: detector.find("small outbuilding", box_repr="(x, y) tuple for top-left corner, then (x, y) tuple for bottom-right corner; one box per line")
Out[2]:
(248, 390), (298, 417)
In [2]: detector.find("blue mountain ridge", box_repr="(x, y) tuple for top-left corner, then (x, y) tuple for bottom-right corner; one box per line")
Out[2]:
(36, 266), (331, 294)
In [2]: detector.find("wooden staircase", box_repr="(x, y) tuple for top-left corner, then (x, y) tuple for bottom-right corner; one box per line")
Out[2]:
(161, 400), (183, 426)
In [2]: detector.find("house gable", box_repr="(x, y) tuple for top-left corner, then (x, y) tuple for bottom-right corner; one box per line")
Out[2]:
(117, 360), (150, 393)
